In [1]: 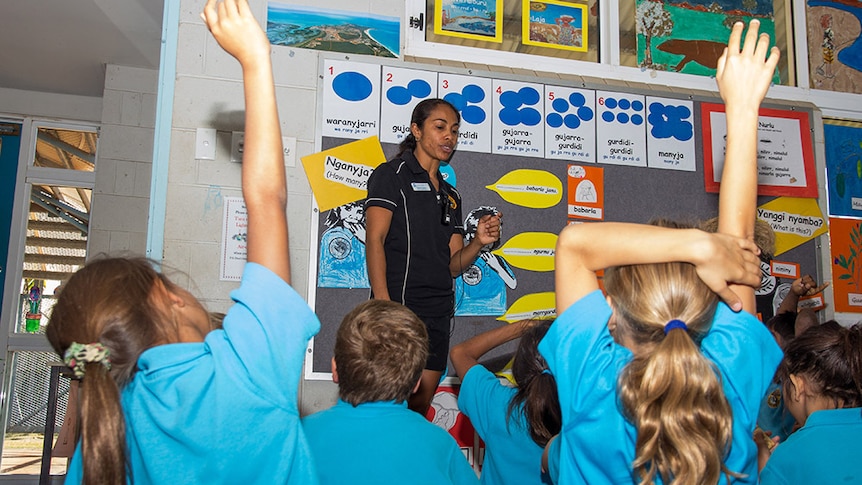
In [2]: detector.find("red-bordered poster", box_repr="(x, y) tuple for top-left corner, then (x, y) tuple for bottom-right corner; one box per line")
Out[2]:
(702, 104), (816, 198)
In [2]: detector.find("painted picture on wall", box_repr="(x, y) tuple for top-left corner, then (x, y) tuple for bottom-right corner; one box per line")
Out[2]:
(807, 1), (862, 93)
(825, 118), (862, 217)
(635, 0), (777, 81)
(523, 0), (589, 52)
(829, 217), (862, 313)
(434, 0), (503, 43)
(266, 3), (399, 57)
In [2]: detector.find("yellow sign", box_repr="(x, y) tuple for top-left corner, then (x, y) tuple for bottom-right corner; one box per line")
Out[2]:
(756, 197), (828, 256)
(492, 232), (557, 272)
(486, 169), (563, 209)
(498, 291), (556, 323)
(300, 136), (387, 212)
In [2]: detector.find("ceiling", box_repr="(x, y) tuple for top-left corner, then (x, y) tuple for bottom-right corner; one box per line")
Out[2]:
(0, 0), (164, 98)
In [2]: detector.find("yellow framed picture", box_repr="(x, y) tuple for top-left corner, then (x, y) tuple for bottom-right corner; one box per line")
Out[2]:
(434, 0), (503, 43)
(522, 0), (588, 52)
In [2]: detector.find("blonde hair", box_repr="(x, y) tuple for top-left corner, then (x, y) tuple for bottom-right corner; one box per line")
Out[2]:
(334, 300), (428, 405)
(606, 255), (736, 484)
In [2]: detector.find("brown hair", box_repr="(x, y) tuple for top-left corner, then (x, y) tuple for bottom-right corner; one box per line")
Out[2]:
(334, 300), (428, 405)
(779, 321), (862, 409)
(397, 98), (460, 158)
(507, 320), (561, 447)
(46, 257), (179, 485)
(606, 221), (736, 485)
(701, 217), (775, 261)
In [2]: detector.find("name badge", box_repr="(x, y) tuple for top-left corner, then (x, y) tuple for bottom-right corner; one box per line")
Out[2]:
(411, 182), (431, 191)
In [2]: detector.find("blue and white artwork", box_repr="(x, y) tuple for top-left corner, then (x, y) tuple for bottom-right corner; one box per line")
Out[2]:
(646, 96), (696, 171)
(380, 67), (438, 145)
(596, 91), (646, 167)
(318, 201), (370, 288)
(825, 119), (862, 218)
(492, 79), (544, 157)
(439, 74), (493, 153)
(322, 60), (381, 139)
(544, 85), (596, 162)
(454, 206), (516, 316)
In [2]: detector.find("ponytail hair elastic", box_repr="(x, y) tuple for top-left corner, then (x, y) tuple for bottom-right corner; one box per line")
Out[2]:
(664, 319), (688, 335)
(64, 342), (112, 378)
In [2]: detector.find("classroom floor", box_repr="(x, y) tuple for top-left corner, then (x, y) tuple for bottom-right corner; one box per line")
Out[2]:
(1, 433), (67, 477)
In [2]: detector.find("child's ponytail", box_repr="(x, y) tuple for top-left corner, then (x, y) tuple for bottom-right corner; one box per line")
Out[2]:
(79, 365), (127, 485)
(618, 325), (733, 485)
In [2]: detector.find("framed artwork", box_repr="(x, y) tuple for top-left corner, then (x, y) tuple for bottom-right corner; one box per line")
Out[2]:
(522, 0), (589, 52)
(807, 1), (862, 93)
(434, 0), (503, 43)
(824, 118), (862, 217)
(829, 217), (862, 313)
(702, 103), (817, 198)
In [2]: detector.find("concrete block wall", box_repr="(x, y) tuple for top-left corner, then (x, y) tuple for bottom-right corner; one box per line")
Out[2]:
(88, 65), (158, 258)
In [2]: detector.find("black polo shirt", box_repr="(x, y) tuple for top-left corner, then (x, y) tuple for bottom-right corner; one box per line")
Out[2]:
(365, 151), (464, 317)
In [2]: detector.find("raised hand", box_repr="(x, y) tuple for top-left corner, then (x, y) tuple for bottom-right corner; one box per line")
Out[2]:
(201, 0), (271, 67)
(715, 19), (780, 111)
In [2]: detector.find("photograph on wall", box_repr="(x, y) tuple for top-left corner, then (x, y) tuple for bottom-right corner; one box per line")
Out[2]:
(807, 2), (862, 93)
(434, 0), (503, 43)
(825, 118), (862, 217)
(635, 0), (778, 81)
(702, 104), (817, 198)
(829, 217), (862, 313)
(266, 3), (399, 57)
(522, 0), (589, 52)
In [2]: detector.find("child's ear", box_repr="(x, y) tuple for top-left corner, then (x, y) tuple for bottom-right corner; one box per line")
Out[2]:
(330, 357), (339, 384)
(788, 373), (805, 400)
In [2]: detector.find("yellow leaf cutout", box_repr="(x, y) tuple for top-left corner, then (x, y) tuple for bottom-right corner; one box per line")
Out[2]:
(492, 232), (557, 272)
(486, 169), (563, 209)
(498, 291), (557, 323)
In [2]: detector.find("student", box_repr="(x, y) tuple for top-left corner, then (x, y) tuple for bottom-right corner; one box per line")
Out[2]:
(302, 299), (479, 485)
(46, 1), (320, 482)
(538, 20), (782, 484)
(759, 322), (862, 484)
(365, 98), (502, 414)
(450, 319), (560, 485)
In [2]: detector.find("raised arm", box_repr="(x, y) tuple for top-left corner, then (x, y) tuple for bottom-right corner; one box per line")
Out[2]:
(450, 319), (535, 379)
(202, 0), (291, 284)
(715, 20), (780, 313)
(555, 223), (762, 316)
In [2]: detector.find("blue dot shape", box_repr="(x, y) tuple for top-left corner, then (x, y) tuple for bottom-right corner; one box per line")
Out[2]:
(332, 72), (372, 102)
(676, 123), (693, 141)
(617, 113), (630, 123)
(552, 98), (569, 113)
(604, 97), (618, 109)
(407, 79), (432, 98)
(519, 87), (541, 105)
(632, 100), (644, 111)
(631, 114), (644, 125)
(462, 105), (486, 124)
(500, 90), (520, 107)
(569, 92), (586, 107)
(520, 107), (541, 126)
(675, 104), (692, 119)
(500, 107), (522, 126)
(602, 111), (615, 122)
(463, 84), (485, 103)
(386, 86), (411, 105)
(444, 93), (467, 111)
(578, 106), (594, 121)
(547, 113), (564, 128)
(619, 98), (631, 110)
(564, 114), (581, 129)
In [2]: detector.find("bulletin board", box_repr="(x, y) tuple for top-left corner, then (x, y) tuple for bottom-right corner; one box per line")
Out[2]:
(304, 58), (822, 379)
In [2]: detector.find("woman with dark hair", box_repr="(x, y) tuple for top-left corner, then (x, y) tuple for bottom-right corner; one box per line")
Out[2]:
(365, 98), (502, 414)
(450, 319), (561, 485)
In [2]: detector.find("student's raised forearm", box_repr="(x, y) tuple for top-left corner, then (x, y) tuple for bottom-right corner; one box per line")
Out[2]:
(450, 320), (534, 378)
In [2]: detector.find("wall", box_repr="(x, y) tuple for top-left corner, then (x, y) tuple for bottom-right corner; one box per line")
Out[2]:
(88, 65), (158, 258)
(0, 88), (101, 123)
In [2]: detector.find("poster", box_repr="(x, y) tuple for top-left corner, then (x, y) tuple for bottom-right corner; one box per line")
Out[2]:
(266, 3), (399, 57)
(807, 2), (862, 93)
(434, 0), (503, 43)
(757, 197), (828, 256)
(645, 96), (696, 171)
(544, 85), (596, 161)
(596, 91), (646, 167)
(492, 79), (545, 157)
(380, 67), (438, 145)
(439, 74), (493, 153)
(219, 197), (247, 281)
(322, 60), (382, 139)
(703, 104), (817, 198)
(567, 164), (604, 221)
(829, 217), (862, 313)
(522, 0), (588, 52)
(300, 136), (387, 212)
(824, 118), (862, 217)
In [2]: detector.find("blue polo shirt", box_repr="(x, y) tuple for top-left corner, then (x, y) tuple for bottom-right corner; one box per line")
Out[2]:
(760, 407), (862, 484)
(365, 151), (463, 317)
(538, 290), (782, 484)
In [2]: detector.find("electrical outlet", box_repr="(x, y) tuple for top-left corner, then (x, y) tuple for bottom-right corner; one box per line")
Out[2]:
(283, 136), (296, 167)
(230, 132), (244, 163)
(195, 128), (216, 160)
